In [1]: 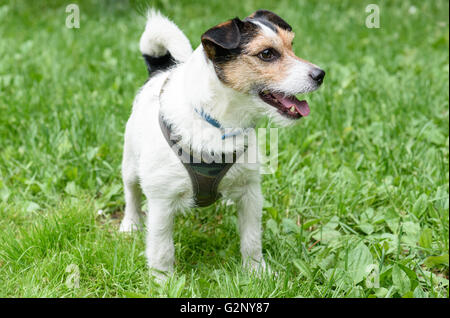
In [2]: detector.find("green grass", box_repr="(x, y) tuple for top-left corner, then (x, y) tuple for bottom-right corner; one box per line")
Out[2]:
(0, 0), (448, 298)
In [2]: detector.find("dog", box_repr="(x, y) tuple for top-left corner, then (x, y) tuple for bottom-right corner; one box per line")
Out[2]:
(120, 9), (325, 279)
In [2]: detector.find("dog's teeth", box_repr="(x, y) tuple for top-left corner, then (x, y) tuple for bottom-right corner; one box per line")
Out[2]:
(290, 106), (296, 112)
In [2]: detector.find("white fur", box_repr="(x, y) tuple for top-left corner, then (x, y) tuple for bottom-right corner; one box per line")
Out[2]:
(272, 57), (320, 96)
(139, 10), (192, 62)
(121, 11), (321, 279)
(251, 20), (277, 38)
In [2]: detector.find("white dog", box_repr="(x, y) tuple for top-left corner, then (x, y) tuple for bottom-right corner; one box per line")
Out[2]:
(120, 9), (325, 278)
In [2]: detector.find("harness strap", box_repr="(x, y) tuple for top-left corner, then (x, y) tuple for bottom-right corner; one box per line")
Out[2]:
(158, 76), (246, 207)
(159, 116), (245, 207)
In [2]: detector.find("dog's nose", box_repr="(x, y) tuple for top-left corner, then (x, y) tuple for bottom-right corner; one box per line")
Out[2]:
(309, 68), (325, 85)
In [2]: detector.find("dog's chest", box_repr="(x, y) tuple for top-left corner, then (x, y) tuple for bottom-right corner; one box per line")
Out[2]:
(159, 115), (254, 207)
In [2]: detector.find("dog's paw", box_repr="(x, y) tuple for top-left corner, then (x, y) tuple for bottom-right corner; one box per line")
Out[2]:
(244, 258), (267, 273)
(119, 217), (142, 233)
(149, 267), (173, 286)
(243, 259), (278, 277)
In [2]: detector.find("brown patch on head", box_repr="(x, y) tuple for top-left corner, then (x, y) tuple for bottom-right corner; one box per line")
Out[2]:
(242, 26), (294, 55)
(201, 18), (259, 82)
(219, 23), (299, 92)
(201, 10), (310, 92)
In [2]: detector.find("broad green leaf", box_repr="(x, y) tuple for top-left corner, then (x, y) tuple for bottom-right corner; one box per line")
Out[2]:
(293, 259), (313, 280)
(384, 209), (400, 233)
(262, 199), (273, 209)
(123, 291), (147, 298)
(266, 219), (279, 235)
(86, 146), (99, 161)
(420, 269), (450, 287)
(379, 265), (393, 286)
(347, 286), (364, 298)
(392, 265), (411, 296)
(402, 221), (420, 236)
(103, 183), (122, 199)
(0, 186), (11, 202)
(402, 291), (414, 298)
(318, 253), (336, 271)
(423, 254), (449, 268)
(347, 242), (373, 284)
(424, 128), (446, 146)
(57, 132), (72, 157)
(312, 229), (341, 244)
(64, 181), (78, 196)
(324, 268), (352, 287)
(412, 193), (428, 217)
(265, 207), (278, 220)
(374, 287), (388, 298)
(324, 216), (340, 230)
(301, 219), (321, 230)
(418, 227), (433, 249)
(64, 166), (78, 181)
(413, 286), (427, 298)
(25, 201), (40, 213)
(359, 223), (374, 235)
(361, 208), (375, 221)
(380, 233), (399, 254)
(397, 264), (419, 290)
(402, 221), (421, 245)
(282, 218), (299, 234)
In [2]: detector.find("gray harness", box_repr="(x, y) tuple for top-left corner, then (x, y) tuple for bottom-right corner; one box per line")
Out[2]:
(158, 77), (246, 207)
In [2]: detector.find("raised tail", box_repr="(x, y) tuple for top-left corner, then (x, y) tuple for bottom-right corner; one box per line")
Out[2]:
(139, 10), (193, 76)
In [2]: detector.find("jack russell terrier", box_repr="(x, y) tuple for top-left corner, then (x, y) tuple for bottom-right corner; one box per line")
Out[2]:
(120, 9), (325, 279)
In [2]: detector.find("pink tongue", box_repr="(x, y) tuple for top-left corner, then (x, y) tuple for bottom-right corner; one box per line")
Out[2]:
(273, 93), (310, 117)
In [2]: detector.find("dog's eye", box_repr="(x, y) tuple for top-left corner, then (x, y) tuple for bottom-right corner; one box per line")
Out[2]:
(257, 48), (279, 62)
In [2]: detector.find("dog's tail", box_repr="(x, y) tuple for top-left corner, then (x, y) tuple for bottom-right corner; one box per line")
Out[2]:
(139, 10), (193, 76)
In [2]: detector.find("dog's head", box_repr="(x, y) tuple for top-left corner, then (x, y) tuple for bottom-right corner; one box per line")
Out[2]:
(201, 10), (325, 125)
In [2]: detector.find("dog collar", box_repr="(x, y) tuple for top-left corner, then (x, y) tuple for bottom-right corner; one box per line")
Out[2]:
(194, 108), (244, 140)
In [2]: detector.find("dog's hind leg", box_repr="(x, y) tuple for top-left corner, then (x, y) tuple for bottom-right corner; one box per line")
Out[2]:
(120, 180), (143, 232)
(119, 146), (143, 233)
(145, 199), (175, 281)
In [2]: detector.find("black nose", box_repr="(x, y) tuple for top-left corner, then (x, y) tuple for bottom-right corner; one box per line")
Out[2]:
(309, 68), (325, 85)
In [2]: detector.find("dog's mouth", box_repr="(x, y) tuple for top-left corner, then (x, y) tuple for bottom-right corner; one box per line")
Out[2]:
(258, 91), (310, 119)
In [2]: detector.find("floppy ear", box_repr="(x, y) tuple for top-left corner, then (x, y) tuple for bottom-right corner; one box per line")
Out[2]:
(201, 18), (243, 60)
(247, 9), (292, 32)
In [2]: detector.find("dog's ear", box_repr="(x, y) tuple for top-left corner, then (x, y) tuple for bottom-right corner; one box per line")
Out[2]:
(247, 9), (292, 32)
(201, 18), (243, 60)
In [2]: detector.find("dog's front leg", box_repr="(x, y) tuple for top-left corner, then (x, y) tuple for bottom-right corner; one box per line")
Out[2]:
(236, 183), (266, 271)
(145, 199), (175, 280)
